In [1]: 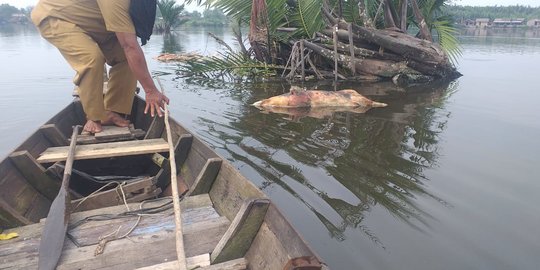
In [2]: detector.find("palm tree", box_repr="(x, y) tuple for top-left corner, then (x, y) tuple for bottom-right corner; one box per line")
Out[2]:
(157, 0), (186, 33)
(181, 0), (461, 84)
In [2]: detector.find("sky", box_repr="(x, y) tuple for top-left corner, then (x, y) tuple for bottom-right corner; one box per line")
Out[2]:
(1, 0), (203, 11)
(1, 0), (539, 9)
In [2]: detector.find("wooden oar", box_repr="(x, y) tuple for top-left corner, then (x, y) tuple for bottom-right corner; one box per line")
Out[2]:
(38, 125), (80, 270)
(156, 77), (187, 269)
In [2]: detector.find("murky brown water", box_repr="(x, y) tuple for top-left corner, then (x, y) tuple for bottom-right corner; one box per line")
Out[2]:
(1, 25), (539, 269)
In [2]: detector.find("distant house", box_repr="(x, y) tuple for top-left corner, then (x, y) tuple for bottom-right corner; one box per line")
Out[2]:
(492, 18), (525, 27)
(8, 13), (28, 24)
(475, 18), (490, 28)
(464, 19), (475, 27)
(527, 19), (540, 27)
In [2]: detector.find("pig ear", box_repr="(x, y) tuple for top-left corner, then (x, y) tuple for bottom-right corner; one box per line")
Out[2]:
(351, 105), (370, 113)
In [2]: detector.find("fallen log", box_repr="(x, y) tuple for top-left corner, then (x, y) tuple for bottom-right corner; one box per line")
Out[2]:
(303, 40), (417, 78)
(320, 29), (376, 50)
(322, 8), (450, 67)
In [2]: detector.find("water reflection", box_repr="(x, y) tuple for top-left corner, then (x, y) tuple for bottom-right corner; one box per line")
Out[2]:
(161, 33), (183, 53)
(191, 79), (456, 245)
(0, 24), (37, 37)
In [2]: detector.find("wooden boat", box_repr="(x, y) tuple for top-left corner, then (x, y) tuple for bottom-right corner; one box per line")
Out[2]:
(0, 96), (324, 269)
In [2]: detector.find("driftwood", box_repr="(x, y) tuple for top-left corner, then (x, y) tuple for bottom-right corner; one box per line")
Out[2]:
(274, 4), (460, 86)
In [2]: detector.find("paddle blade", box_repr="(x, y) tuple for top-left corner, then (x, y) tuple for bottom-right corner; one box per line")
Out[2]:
(38, 188), (71, 270)
(38, 125), (79, 270)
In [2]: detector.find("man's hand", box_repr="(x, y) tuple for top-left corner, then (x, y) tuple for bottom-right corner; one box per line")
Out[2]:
(144, 89), (170, 117)
(116, 32), (170, 117)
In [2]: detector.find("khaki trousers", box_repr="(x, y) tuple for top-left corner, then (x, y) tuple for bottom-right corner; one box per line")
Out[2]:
(37, 17), (136, 121)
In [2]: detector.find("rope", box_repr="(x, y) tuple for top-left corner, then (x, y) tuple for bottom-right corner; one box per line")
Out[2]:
(73, 182), (118, 211)
(92, 186), (163, 255)
(67, 196), (182, 249)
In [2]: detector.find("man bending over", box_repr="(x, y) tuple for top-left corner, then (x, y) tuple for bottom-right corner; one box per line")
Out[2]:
(31, 0), (168, 134)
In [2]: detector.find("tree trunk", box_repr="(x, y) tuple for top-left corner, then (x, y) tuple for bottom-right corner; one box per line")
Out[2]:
(383, 0), (397, 29)
(410, 0), (432, 41)
(400, 0), (408, 32)
(342, 22), (448, 66)
(249, 0), (271, 62)
(320, 29), (376, 50)
(357, 0), (373, 28)
(320, 6), (455, 73)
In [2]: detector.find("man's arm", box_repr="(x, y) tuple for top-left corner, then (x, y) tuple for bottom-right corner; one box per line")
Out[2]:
(115, 32), (169, 117)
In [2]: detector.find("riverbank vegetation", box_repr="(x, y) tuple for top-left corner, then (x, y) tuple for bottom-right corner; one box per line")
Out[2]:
(178, 0), (462, 86)
(443, 5), (540, 20)
(0, 4), (31, 24)
(155, 0), (188, 33)
(184, 9), (229, 27)
(155, 0), (229, 32)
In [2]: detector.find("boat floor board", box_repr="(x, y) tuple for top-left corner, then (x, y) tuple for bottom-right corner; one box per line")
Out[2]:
(136, 257), (247, 270)
(2, 195), (212, 248)
(36, 138), (170, 163)
(134, 253), (211, 270)
(0, 194), (230, 270)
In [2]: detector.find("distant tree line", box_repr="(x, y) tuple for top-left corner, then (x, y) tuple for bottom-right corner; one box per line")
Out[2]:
(184, 9), (229, 27)
(0, 4), (31, 24)
(155, 0), (228, 33)
(443, 5), (540, 20)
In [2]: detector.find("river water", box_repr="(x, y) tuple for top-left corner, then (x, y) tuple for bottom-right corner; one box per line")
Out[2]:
(1, 25), (539, 270)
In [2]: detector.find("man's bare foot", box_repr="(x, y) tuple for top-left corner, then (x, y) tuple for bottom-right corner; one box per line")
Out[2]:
(83, 120), (103, 134)
(102, 111), (130, 127)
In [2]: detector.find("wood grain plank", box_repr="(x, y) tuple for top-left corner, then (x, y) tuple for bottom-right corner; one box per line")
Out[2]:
(37, 139), (169, 163)
(200, 258), (247, 270)
(141, 257), (247, 270)
(244, 223), (290, 270)
(68, 194), (212, 223)
(56, 217), (229, 270)
(187, 158), (222, 196)
(9, 151), (61, 201)
(135, 254), (211, 270)
(211, 199), (269, 264)
(94, 126), (132, 140)
(0, 197), (32, 228)
(68, 206), (221, 247)
(0, 219), (228, 270)
(264, 204), (315, 256)
(154, 134), (193, 189)
(144, 115), (165, 139)
(70, 177), (156, 212)
(40, 124), (69, 146)
(209, 162), (265, 221)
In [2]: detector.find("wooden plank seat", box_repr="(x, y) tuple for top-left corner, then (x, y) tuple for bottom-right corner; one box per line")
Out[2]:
(77, 125), (146, 145)
(36, 138), (170, 163)
(0, 194), (230, 270)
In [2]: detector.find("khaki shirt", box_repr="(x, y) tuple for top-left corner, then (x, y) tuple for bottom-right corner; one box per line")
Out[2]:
(31, 0), (135, 34)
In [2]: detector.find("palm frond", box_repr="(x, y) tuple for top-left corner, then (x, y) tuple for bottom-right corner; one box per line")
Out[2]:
(157, 0), (185, 31)
(177, 51), (282, 79)
(289, 0), (326, 38)
(341, 0), (361, 25)
(432, 19), (461, 65)
(206, 0), (252, 23)
(265, 0), (289, 32)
